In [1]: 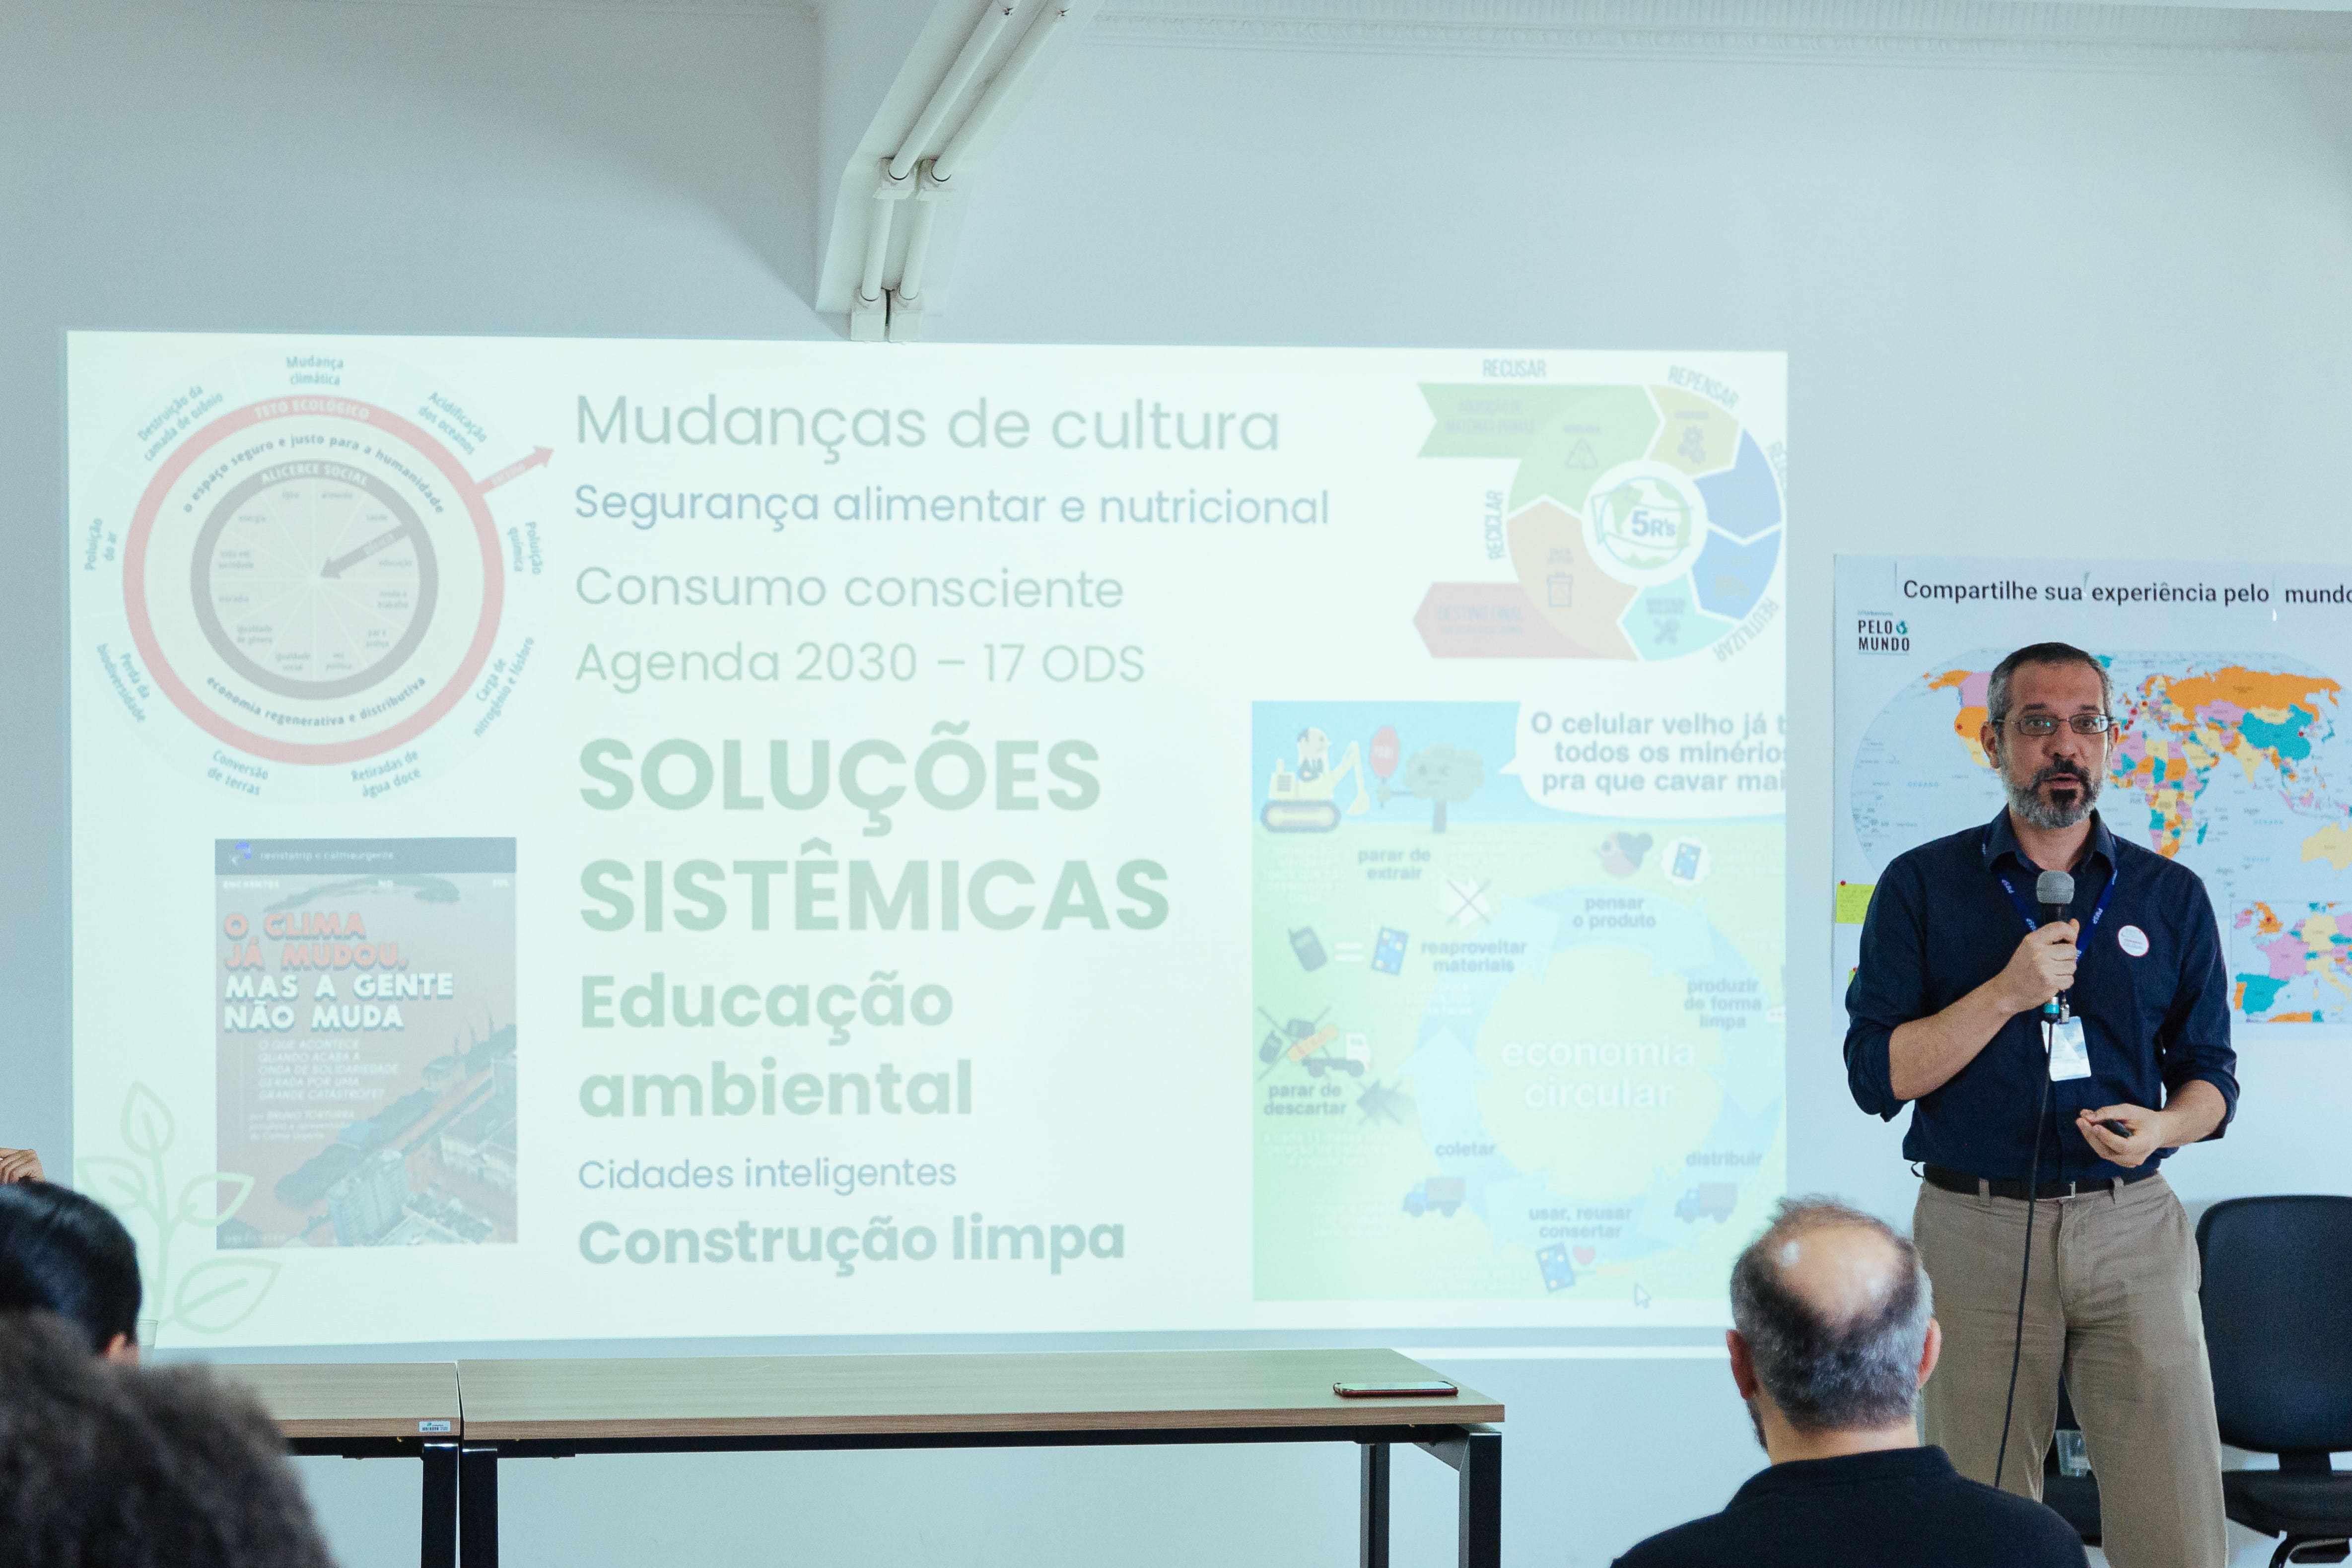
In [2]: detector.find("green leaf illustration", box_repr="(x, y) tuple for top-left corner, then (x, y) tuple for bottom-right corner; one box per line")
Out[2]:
(176, 1172), (254, 1228)
(170, 1257), (280, 1335)
(76, 1156), (151, 1211)
(122, 1084), (177, 1159)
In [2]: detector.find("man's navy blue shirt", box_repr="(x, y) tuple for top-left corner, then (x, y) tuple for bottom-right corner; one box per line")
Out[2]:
(1611, 1447), (2086, 1568)
(1843, 807), (2238, 1180)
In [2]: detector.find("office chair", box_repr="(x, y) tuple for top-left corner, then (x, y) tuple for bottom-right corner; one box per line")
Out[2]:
(2199, 1196), (2352, 1568)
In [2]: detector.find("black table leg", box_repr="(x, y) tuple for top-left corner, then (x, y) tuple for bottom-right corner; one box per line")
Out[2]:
(1455, 1426), (1500, 1568)
(1417, 1425), (1501, 1568)
(1359, 1441), (1390, 1568)
(459, 1444), (499, 1568)
(420, 1441), (458, 1568)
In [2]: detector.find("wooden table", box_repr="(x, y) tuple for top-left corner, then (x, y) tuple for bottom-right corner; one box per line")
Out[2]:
(216, 1362), (461, 1568)
(452, 1348), (1502, 1568)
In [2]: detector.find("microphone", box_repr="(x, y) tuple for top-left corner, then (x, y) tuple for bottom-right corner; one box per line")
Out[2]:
(2035, 870), (2075, 1018)
(2035, 869), (2074, 926)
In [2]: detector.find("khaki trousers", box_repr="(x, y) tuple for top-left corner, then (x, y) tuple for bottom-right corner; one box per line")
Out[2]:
(1914, 1173), (2227, 1568)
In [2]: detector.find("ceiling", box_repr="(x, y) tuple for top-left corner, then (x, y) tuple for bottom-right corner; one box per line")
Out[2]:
(1091, 0), (2352, 61)
(271, 0), (2352, 62)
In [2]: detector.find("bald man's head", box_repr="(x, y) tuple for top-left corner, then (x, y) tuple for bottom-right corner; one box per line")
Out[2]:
(1772, 1212), (1910, 1324)
(1730, 1199), (1934, 1433)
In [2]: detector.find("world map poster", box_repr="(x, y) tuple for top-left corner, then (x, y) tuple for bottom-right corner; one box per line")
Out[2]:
(1834, 557), (2352, 1036)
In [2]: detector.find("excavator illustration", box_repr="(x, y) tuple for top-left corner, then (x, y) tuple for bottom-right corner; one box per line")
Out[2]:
(1261, 726), (1375, 832)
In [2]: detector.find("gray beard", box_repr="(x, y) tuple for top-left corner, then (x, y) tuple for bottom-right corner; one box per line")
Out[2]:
(2005, 761), (2101, 830)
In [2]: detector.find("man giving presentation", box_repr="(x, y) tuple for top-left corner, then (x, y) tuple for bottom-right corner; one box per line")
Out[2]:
(1844, 641), (2236, 1568)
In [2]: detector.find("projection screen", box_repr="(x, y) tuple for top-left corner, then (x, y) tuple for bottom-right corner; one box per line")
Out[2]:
(65, 334), (1787, 1347)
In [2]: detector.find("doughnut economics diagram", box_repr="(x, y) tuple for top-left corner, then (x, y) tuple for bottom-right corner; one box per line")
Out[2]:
(129, 397), (500, 761)
(82, 352), (548, 800)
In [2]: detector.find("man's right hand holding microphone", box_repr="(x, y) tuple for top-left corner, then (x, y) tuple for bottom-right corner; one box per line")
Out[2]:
(1885, 921), (2078, 1102)
(1992, 922), (2078, 1015)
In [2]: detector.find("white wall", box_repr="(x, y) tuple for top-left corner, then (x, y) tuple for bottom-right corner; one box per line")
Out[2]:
(5, 2), (2351, 1564)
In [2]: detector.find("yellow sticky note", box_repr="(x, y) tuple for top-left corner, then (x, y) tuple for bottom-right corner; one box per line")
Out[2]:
(1835, 882), (1875, 924)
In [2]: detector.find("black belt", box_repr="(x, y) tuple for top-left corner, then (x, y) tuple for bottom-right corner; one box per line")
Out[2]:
(1922, 1163), (2160, 1201)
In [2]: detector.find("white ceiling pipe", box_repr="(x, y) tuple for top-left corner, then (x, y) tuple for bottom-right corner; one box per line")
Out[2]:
(898, 3), (1065, 304)
(896, 190), (943, 306)
(931, 4), (1068, 185)
(889, 2), (1018, 184)
(858, 168), (911, 303)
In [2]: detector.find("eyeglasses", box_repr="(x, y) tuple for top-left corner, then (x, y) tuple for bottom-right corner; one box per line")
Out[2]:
(2003, 713), (2115, 738)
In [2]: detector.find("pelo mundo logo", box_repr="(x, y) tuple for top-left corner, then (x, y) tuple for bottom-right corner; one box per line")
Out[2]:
(1855, 613), (1909, 655)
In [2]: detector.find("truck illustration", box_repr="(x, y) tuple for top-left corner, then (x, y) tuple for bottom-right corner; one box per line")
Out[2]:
(1256, 1009), (1369, 1079)
(1403, 1176), (1465, 1218)
(1675, 1183), (1738, 1224)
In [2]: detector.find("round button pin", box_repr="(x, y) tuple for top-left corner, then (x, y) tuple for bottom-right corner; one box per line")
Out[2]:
(2118, 924), (2150, 957)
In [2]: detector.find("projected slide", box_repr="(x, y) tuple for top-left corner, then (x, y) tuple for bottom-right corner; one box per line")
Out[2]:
(69, 336), (1785, 1346)
(1834, 557), (2352, 1038)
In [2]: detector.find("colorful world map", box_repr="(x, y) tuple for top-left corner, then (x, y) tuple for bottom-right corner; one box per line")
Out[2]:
(1850, 653), (2352, 1026)
(2235, 902), (2352, 1020)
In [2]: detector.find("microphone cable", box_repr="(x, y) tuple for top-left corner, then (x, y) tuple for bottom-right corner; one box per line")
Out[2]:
(1990, 1013), (2054, 1492)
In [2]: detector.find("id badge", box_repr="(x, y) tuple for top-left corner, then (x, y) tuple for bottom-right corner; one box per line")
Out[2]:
(2048, 1017), (2092, 1082)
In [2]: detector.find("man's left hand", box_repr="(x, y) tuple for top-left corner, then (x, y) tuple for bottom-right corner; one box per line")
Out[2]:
(2078, 1105), (2166, 1167)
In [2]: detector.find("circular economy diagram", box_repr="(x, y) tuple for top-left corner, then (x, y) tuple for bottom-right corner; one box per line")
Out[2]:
(80, 348), (547, 798)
